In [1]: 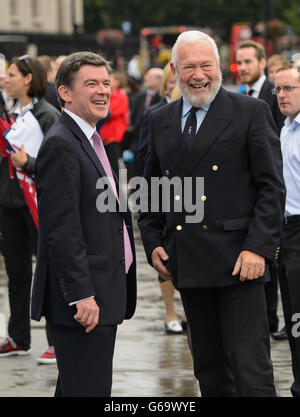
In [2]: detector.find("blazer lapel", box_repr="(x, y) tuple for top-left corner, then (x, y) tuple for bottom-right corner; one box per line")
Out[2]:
(164, 99), (188, 171)
(60, 112), (128, 215)
(258, 78), (274, 101)
(183, 88), (232, 176)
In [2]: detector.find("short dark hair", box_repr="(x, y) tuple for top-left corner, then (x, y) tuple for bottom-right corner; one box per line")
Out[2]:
(11, 55), (48, 99)
(237, 40), (266, 61)
(56, 51), (112, 107)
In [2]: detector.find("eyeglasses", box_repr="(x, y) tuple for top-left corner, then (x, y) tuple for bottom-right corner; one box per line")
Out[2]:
(18, 54), (32, 73)
(272, 86), (300, 95)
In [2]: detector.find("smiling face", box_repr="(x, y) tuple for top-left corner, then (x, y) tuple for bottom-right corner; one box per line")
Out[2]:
(58, 64), (111, 126)
(172, 39), (222, 107)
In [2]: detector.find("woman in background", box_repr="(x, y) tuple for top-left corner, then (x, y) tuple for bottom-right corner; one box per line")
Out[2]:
(0, 55), (60, 363)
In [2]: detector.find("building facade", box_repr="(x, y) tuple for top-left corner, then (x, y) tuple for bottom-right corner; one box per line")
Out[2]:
(0, 0), (84, 35)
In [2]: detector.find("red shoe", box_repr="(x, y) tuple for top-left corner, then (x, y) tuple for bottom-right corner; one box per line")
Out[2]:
(0, 337), (31, 357)
(36, 346), (56, 364)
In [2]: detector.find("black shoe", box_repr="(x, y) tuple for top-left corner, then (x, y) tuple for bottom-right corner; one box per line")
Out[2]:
(271, 326), (288, 340)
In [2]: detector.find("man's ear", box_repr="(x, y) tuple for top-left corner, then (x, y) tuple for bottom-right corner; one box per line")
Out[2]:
(57, 85), (72, 104)
(170, 62), (176, 76)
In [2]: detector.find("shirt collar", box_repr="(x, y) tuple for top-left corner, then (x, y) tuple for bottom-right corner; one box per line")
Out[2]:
(64, 108), (96, 141)
(182, 97), (210, 117)
(12, 99), (34, 116)
(284, 112), (300, 130)
(247, 74), (266, 94)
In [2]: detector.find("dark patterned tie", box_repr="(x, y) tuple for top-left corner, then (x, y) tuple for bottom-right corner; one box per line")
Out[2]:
(183, 107), (199, 150)
(248, 89), (255, 96)
(92, 130), (133, 274)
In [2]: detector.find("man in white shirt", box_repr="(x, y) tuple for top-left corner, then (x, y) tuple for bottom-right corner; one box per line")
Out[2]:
(274, 64), (300, 397)
(236, 40), (286, 339)
(31, 52), (136, 397)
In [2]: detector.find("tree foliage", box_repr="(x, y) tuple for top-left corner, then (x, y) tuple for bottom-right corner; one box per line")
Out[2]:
(84, 0), (300, 40)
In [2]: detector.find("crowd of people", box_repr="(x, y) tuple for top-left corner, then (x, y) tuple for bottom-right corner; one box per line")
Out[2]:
(0, 30), (299, 397)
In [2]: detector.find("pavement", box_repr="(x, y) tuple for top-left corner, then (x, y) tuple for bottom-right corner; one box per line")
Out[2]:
(0, 220), (294, 397)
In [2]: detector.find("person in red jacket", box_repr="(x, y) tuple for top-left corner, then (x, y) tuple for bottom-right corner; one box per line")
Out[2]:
(100, 71), (129, 174)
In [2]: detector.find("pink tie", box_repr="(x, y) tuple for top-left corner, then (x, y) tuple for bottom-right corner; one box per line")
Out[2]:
(92, 130), (133, 274)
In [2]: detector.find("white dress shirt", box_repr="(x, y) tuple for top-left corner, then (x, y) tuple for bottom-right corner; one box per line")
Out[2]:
(64, 108), (95, 146)
(280, 112), (300, 216)
(181, 97), (211, 133)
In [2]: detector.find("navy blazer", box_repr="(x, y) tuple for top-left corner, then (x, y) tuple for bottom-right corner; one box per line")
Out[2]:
(138, 88), (286, 289)
(259, 78), (285, 134)
(31, 111), (136, 327)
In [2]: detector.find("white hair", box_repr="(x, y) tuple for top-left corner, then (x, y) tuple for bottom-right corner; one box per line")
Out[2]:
(171, 30), (220, 68)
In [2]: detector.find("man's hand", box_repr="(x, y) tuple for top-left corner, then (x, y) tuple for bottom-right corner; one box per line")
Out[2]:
(151, 246), (173, 281)
(232, 250), (265, 282)
(10, 145), (28, 168)
(74, 298), (99, 333)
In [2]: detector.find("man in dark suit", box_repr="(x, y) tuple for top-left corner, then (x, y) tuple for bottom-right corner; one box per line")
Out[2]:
(236, 40), (285, 134)
(123, 67), (162, 179)
(237, 40), (286, 338)
(31, 52), (136, 397)
(37, 55), (61, 112)
(138, 31), (285, 396)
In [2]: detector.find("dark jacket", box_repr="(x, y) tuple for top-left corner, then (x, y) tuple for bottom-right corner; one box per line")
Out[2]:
(31, 112), (137, 327)
(135, 98), (168, 176)
(138, 88), (286, 289)
(259, 78), (285, 134)
(43, 82), (61, 112)
(123, 90), (161, 153)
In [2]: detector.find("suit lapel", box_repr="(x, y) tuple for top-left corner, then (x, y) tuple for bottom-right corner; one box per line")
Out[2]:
(258, 78), (272, 102)
(60, 112), (127, 214)
(183, 88), (232, 175)
(164, 99), (188, 171)
(259, 79), (267, 100)
(60, 111), (107, 179)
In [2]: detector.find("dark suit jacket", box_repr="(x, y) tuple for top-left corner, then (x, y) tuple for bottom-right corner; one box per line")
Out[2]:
(135, 98), (168, 176)
(123, 90), (161, 153)
(138, 87), (286, 289)
(31, 112), (136, 327)
(43, 82), (61, 112)
(258, 78), (285, 134)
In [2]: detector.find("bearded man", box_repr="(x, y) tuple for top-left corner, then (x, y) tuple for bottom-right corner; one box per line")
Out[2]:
(236, 40), (285, 134)
(138, 31), (285, 397)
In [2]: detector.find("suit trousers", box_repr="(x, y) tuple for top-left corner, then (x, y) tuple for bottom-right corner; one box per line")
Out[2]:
(180, 282), (276, 397)
(0, 206), (37, 349)
(48, 321), (117, 397)
(265, 265), (279, 333)
(278, 221), (300, 397)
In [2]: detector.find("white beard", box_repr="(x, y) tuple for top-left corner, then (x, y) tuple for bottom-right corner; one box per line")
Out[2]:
(177, 72), (222, 107)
